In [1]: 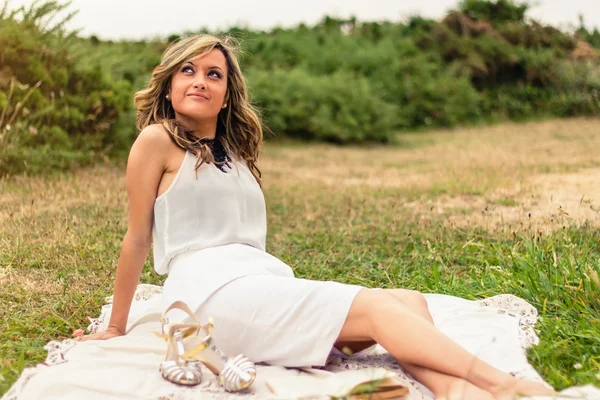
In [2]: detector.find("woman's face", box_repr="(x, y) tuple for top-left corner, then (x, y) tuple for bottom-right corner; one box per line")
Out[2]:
(168, 48), (228, 128)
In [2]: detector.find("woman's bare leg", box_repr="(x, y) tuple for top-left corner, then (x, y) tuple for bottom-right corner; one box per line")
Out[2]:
(386, 290), (495, 398)
(336, 289), (494, 399)
(336, 289), (554, 399)
(336, 339), (494, 399)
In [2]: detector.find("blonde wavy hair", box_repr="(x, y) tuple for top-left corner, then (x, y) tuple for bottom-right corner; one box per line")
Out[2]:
(134, 34), (263, 185)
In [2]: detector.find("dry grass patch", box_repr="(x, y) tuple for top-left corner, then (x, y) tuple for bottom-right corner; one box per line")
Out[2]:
(403, 166), (600, 232)
(0, 162), (127, 224)
(261, 118), (600, 230)
(0, 267), (62, 295)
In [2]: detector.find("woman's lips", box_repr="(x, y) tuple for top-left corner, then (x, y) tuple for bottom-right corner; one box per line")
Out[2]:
(188, 93), (209, 100)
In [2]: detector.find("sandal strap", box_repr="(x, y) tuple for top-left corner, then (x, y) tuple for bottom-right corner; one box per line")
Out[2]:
(163, 300), (200, 323)
(160, 301), (202, 337)
(181, 341), (210, 359)
(155, 323), (200, 340)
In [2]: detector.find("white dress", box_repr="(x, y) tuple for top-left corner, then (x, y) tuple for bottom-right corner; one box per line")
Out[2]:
(153, 150), (363, 367)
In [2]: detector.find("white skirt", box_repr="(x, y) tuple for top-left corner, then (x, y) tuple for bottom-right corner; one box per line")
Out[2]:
(160, 244), (364, 367)
(195, 274), (364, 367)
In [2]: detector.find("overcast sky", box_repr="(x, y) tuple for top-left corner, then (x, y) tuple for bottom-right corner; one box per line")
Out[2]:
(9, 0), (600, 40)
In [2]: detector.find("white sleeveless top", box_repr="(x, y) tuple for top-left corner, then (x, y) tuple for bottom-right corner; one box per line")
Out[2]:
(152, 150), (268, 275)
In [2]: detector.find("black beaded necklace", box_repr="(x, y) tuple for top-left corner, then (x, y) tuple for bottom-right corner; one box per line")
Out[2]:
(197, 136), (232, 173)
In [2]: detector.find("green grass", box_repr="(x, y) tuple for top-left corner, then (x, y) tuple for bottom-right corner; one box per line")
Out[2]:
(1, 119), (600, 395)
(491, 198), (519, 207)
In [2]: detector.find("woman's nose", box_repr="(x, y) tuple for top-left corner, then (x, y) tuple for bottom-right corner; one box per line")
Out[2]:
(193, 75), (206, 89)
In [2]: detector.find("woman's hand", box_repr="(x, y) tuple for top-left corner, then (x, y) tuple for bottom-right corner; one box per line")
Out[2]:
(75, 326), (124, 342)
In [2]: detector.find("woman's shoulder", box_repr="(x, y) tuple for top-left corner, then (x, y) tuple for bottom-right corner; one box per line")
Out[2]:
(129, 124), (181, 170)
(137, 123), (172, 145)
(133, 123), (181, 155)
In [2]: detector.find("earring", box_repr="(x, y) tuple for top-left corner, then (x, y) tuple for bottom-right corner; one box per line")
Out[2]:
(222, 104), (227, 109)
(166, 94), (171, 101)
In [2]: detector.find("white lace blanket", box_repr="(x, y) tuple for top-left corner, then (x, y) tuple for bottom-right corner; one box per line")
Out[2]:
(3, 285), (599, 399)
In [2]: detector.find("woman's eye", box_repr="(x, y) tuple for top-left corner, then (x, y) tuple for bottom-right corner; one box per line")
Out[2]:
(182, 66), (194, 73)
(208, 70), (222, 78)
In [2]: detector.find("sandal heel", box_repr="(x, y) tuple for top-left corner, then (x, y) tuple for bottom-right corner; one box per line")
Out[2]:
(182, 319), (256, 392)
(157, 301), (256, 392)
(159, 324), (203, 386)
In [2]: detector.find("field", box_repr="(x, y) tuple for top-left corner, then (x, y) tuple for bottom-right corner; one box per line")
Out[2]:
(1, 118), (599, 394)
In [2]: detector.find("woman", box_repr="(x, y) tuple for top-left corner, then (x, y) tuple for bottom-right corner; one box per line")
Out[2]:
(78, 34), (555, 399)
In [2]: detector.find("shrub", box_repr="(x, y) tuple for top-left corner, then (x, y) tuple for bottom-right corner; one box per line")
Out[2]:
(0, 1), (131, 176)
(248, 68), (398, 143)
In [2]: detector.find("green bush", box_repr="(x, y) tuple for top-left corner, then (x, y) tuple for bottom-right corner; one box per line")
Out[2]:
(0, 1), (131, 176)
(549, 60), (600, 116)
(459, 0), (528, 23)
(248, 68), (398, 143)
(244, 32), (483, 130)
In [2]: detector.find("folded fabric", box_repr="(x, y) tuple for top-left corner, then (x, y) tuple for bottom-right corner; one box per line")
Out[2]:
(265, 367), (409, 399)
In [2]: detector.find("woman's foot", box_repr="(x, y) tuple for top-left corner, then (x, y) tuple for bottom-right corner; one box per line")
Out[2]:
(491, 378), (556, 399)
(437, 379), (495, 400)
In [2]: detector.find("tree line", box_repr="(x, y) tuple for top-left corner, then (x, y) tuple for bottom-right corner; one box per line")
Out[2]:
(0, 0), (598, 175)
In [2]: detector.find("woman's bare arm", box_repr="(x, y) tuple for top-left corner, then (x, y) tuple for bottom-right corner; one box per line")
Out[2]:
(79, 125), (169, 340)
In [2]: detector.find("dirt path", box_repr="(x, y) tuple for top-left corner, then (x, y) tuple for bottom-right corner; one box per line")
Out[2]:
(405, 167), (600, 231)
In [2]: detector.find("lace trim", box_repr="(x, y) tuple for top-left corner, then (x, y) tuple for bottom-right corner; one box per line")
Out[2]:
(477, 294), (540, 348)
(87, 284), (163, 334)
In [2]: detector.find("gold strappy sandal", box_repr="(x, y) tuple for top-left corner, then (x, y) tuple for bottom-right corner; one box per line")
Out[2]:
(158, 317), (203, 386)
(156, 301), (256, 392)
